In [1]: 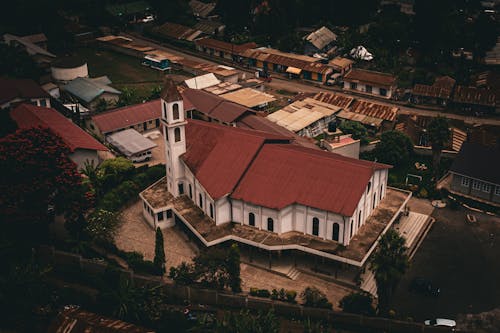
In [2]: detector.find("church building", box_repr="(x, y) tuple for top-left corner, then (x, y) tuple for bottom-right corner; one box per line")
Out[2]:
(140, 81), (409, 267)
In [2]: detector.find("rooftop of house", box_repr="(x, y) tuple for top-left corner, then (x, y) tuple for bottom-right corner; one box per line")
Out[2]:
(452, 85), (496, 107)
(329, 57), (354, 70)
(450, 141), (500, 185)
(0, 78), (50, 105)
(195, 38), (257, 54)
(220, 87), (276, 108)
(184, 73), (221, 90)
(182, 88), (255, 123)
(142, 178), (408, 265)
(91, 99), (160, 134)
(3, 33), (56, 58)
(153, 22), (203, 41)
(343, 68), (397, 87)
(22, 33), (47, 44)
(11, 104), (107, 152)
(193, 19), (225, 34)
(63, 76), (121, 103)
(106, 128), (157, 156)
(267, 98), (341, 133)
(48, 307), (155, 333)
(203, 81), (242, 95)
(97, 35), (155, 52)
(312, 91), (355, 109)
(304, 26), (337, 50)
(348, 100), (398, 122)
(412, 76), (456, 99)
(189, 0), (216, 18)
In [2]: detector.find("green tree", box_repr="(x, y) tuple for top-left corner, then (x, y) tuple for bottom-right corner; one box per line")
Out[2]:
(373, 131), (413, 168)
(85, 209), (121, 243)
(369, 229), (409, 314)
(0, 43), (42, 80)
(216, 309), (280, 333)
(154, 227), (166, 274)
(339, 291), (375, 316)
(95, 98), (109, 112)
(227, 243), (242, 292)
(427, 117), (450, 176)
(300, 286), (332, 309)
(116, 87), (141, 107)
(339, 120), (369, 145)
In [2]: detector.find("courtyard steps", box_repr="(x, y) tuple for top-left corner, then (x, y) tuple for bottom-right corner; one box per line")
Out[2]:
(286, 267), (301, 280)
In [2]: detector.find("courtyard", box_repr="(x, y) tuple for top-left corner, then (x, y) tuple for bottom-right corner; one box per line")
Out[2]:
(115, 200), (354, 310)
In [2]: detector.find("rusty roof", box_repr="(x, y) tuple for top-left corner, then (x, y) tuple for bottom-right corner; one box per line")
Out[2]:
(195, 38), (257, 54)
(412, 84), (452, 99)
(313, 91), (354, 108)
(240, 48), (332, 75)
(189, 0), (216, 18)
(329, 57), (354, 70)
(344, 68), (396, 87)
(348, 100), (398, 122)
(433, 76), (456, 90)
(153, 22), (202, 41)
(452, 85), (496, 107)
(48, 307), (155, 333)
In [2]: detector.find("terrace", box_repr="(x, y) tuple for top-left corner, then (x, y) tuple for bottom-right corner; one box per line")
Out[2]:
(141, 178), (411, 267)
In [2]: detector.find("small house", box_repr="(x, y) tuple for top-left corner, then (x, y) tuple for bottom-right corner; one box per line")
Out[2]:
(343, 69), (397, 98)
(106, 128), (157, 163)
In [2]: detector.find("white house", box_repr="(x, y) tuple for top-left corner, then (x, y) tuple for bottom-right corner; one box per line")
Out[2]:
(140, 81), (399, 258)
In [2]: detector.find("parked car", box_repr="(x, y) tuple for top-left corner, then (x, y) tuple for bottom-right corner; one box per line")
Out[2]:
(409, 277), (440, 296)
(424, 318), (456, 329)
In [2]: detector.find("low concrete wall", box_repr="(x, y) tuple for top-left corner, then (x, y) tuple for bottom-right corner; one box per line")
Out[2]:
(38, 246), (460, 333)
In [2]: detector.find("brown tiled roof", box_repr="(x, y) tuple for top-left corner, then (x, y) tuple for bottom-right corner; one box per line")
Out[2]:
(154, 22), (202, 41)
(452, 85), (496, 107)
(91, 100), (160, 133)
(412, 84), (452, 99)
(344, 69), (396, 87)
(433, 76), (456, 90)
(348, 100), (398, 122)
(195, 38), (257, 54)
(312, 91), (354, 108)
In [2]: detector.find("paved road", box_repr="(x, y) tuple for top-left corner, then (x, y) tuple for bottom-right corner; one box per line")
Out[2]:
(125, 32), (500, 126)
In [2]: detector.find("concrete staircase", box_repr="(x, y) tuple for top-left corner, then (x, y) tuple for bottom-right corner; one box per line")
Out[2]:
(286, 267), (301, 280)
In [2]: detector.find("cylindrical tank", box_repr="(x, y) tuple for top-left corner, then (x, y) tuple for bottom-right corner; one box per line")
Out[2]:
(51, 57), (88, 82)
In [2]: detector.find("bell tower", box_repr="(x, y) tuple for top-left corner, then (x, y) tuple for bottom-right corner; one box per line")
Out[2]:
(161, 79), (186, 197)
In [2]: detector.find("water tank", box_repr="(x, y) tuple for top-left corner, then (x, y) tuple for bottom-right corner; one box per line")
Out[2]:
(51, 57), (88, 82)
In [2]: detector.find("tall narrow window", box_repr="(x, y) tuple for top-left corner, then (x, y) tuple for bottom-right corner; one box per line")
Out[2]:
(199, 193), (203, 209)
(267, 218), (274, 232)
(358, 210), (362, 228)
(249, 213), (255, 226)
(350, 220), (353, 238)
(173, 103), (179, 120)
(189, 184), (193, 198)
(178, 183), (184, 195)
(373, 193), (377, 210)
(209, 203), (214, 218)
(157, 212), (164, 221)
(332, 223), (340, 241)
(163, 102), (167, 118)
(312, 217), (319, 236)
(174, 128), (181, 142)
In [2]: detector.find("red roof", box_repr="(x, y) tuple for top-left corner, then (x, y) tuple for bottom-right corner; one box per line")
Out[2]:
(182, 89), (254, 123)
(10, 104), (107, 151)
(183, 120), (291, 199)
(183, 120), (390, 215)
(232, 144), (390, 216)
(0, 78), (50, 104)
(91, 99), (161, 133)
(344, 69), (396, 87)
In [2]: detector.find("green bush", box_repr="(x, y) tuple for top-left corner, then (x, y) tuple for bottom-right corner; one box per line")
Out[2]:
(250, 288), (271, 298)
(300, 286), (332, 309)
(339, 291), (375, 316)
(271, 289), (279, 300)
(285, 290), (297, 303)
(169, 262), (196, 285)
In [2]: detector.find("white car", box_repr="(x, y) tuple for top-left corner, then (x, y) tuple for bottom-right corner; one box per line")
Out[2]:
(142, 15), (154, 23)
(424, 318), (456, 328)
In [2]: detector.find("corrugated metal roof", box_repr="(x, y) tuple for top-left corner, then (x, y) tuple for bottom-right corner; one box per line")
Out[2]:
(11, 104), (108, 151)
(153, 22), (203, 41)
(189, 0), (216, 18)
(232, 144), (390, 216)
(92, 99), (160, 133)
(185, 73), (221, 89)
(344, 68), (396, 87)
(452, 85), (496, 107)
(305, 26), (337, 50)
(348, 100), (398, 122)
(220, 88), (276, 108)
(450, 141), (500, 185)
(63, 77), (121, 103)
(106, 128), (157, 156)
(183, 120), (291, 199)
(313, 92), (354, 108)
(3, 33), (56, 58)
(336, 110), (384, 127)
(0, 78), (50, 104)
(195, 38), (257, 54)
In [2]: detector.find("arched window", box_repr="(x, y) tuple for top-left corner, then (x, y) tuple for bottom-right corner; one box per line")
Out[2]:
(367, 181), (371, 194)
(267, 218), (274, 232)
(199, 193), (203, 209)
(332, 223), (340, 241)
(174, 127), (181, 142)
(209, 203), (214, 218)
(249, 213), (255, 226)
(312, 217), (319, 236)
(173, 103), (180, 120)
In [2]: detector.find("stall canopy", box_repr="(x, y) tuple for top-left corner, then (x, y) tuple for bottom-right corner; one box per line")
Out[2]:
(286, 67), (302, 75)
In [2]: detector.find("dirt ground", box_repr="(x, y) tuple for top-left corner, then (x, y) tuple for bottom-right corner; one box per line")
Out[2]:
(390, 204), (500, 324)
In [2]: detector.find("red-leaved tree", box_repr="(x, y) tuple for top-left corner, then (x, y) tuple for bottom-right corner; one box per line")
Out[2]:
(0, 127), (91, 243)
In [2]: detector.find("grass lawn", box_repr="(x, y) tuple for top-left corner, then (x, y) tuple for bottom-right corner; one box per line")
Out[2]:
(74, 47), (163, 83)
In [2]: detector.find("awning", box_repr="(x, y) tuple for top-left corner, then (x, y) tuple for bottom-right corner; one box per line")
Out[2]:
(286, 67), (302, 75)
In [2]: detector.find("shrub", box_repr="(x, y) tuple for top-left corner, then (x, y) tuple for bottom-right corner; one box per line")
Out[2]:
(339, 292), (375, 316)
(271, 289), (279, 300)
(418, 187), (429, 198)
(249, 288), (271, 298)
(300, 287), (332, 309)
(169, 262), (196, 285)
(285, 290), (297, 303)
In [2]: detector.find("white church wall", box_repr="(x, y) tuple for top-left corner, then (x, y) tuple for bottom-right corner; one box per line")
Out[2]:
(215, 197), (231, 224)
(279, 206), (293, 233)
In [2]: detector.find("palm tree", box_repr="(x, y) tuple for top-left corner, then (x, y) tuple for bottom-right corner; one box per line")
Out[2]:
(369, 229), (409, 314)
(427, 117), (450, 177)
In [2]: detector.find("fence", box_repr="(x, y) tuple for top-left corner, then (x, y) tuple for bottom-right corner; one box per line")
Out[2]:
(38, 245), (457, 333)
